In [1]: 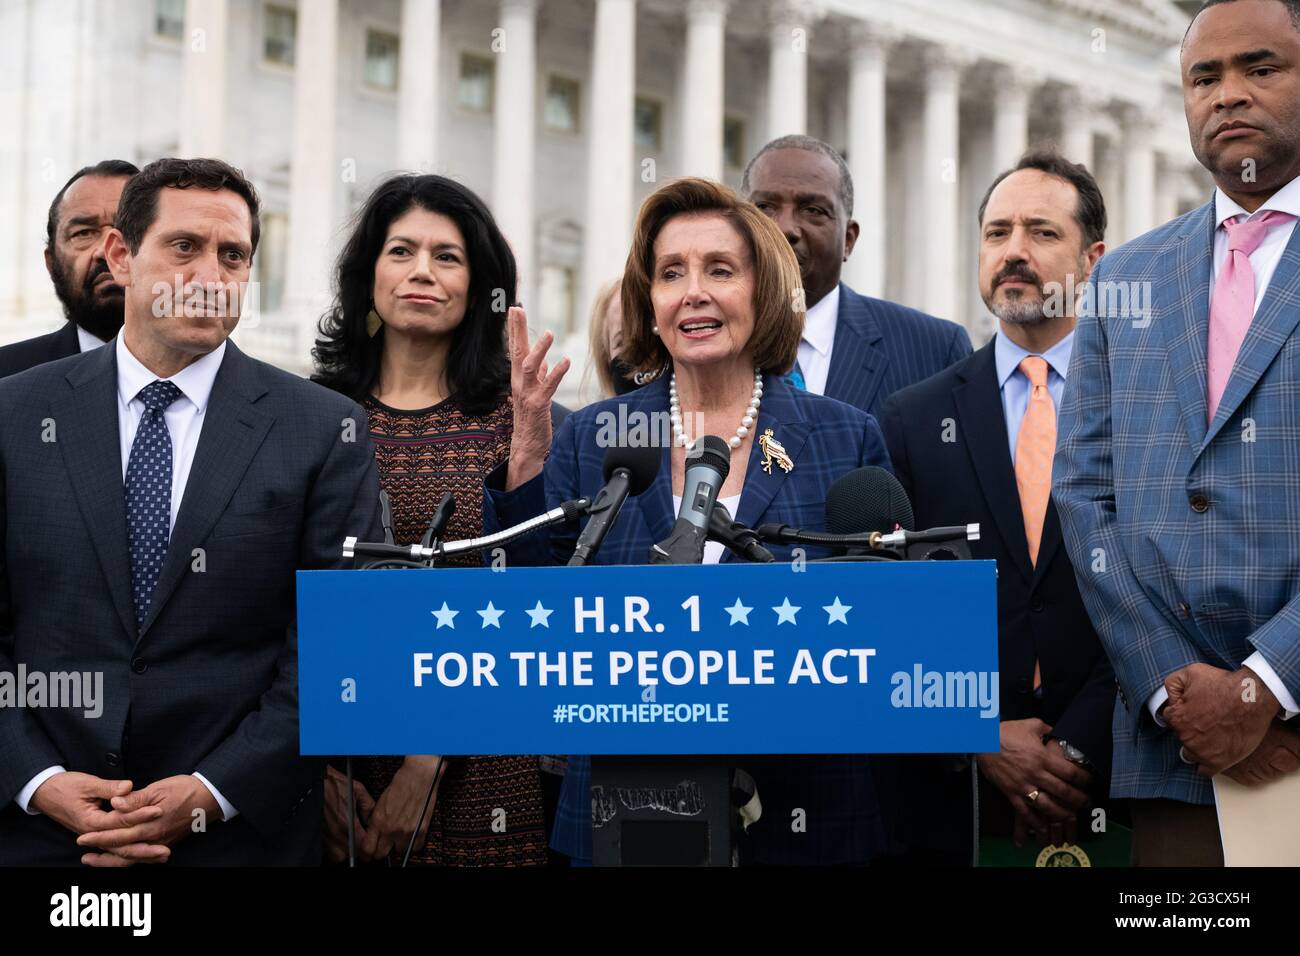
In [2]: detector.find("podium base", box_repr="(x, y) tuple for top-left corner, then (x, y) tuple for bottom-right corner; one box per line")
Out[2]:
(590, 757), (734, 866)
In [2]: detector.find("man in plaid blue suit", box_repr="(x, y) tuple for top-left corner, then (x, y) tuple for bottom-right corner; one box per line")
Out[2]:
(1054, 0), (1300, 865)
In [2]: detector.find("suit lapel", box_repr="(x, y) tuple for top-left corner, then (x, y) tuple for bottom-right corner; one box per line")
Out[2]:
(137, 343), (274, 644)
(953, 344), (1033, 584)
(54, 343), (137, 640)
(1205, 216), (1300, 446)
(53, 321), (81, 360)
(615, 376), (675, 544)
(1153, 202), (1215, 455)
(823, 285), (888, 413)
(732, 375), (810, 539)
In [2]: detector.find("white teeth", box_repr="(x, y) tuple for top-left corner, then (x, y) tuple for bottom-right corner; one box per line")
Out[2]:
(682, 322), (721, 332)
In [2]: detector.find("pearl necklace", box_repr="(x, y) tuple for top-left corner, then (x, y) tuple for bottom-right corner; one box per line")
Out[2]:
(669, 369), (763, 451)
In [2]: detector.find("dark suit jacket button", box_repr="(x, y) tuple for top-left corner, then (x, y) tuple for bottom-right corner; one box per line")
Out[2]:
(105, 752), (120, 768)
(131, 657), (148, 674)
(1031, 599), (1045, 613)
(1189, 494), (1209, 513)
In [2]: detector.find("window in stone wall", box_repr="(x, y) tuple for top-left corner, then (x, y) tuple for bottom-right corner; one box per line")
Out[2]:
(264, 4), (297, 68)
(459, 53), (495, 114)
(545, 75), (580, 133)
(365, 29), (400, 92)
(724, 116), (746, 170)
(155, 0), (185, 40)
(635, 96), (663, 152)
(539, 265), (576, 339)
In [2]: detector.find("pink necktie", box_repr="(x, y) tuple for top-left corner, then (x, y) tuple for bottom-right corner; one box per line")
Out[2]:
(1207, 210), (1295, 422)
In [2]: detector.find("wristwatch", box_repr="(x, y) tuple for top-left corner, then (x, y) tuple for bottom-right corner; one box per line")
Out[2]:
(1054, 738), (1095, 771)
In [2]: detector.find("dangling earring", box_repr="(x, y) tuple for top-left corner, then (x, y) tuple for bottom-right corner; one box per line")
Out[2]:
(366, 308), (383, 337)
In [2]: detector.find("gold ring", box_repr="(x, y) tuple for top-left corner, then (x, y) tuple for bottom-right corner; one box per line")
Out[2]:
(1026, 789), (1041, 802)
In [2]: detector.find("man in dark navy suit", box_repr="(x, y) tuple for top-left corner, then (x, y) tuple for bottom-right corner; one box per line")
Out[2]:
(739, 137), (971, 865)
(0, 160), (139, 378)
(881, 150), (1115, 863)
(742, 135), (972, 419)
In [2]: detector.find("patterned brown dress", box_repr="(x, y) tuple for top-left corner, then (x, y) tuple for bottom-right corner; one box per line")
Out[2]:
(357, 394), (549, 867)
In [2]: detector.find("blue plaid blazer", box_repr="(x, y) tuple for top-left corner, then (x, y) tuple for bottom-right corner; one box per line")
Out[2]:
(484, 372), (893, 863)
(1054, 197), (1300, 806)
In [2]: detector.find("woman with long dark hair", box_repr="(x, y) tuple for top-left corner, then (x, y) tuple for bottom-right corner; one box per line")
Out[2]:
(314, 173), (562, 866)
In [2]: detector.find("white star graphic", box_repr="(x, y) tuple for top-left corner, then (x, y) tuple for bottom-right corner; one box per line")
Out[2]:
(772, 597), (801, 625)
(431, 602), (458, 629)
(823, 597), (852, 625)
(724, 598), (753, 626)
(477, 601), (505, 628)
(525, 600), (553, 628)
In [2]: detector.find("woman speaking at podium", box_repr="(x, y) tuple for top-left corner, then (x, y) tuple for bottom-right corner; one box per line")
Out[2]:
(485, 177), (894, 866)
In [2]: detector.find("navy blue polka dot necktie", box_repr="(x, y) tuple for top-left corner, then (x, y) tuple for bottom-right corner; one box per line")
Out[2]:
(126, 379), (183, 632)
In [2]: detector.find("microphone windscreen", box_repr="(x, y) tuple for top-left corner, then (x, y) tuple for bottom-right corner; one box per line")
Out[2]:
(824, 466), (915, 534)
(689, 435), (732, 481)
(602, 441), (662, 496)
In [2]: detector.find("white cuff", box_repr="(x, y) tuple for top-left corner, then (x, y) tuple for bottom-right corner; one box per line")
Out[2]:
(1148, 687), (1170, 727)
(1244, 652), (1300, 719)
(192, 772), (238, 822)
(16, 766), (66, 814)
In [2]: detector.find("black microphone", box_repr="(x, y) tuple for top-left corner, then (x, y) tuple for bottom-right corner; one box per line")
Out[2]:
(708, 501), (775, 563)
(756, 467), (978, 559)
(649, 434), (731, 565)
(568, 442), (661, 566)
(825, 465), (914, 535)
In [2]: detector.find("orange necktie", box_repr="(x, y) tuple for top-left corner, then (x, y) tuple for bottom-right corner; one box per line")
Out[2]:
(1015, 356), (1055, 690)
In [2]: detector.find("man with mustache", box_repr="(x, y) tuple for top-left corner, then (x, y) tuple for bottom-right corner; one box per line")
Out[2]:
(880, 151), (1114, 864)
(1055, 0), (1300, 865)
(0, 160), (138, 377)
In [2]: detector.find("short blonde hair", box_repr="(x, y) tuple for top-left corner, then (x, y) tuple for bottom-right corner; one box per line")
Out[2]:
(619, 177), (804, 378)
(585, 278), (623, 399)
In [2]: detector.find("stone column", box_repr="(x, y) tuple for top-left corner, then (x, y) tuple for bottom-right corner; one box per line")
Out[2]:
(841, 21), (896, 298)
(680, 0), (728, 180)
(767, 0), (814, 139)
(1123, 105), (1157, 241)
(581, 0), (636, 322)
(284, 0), (340, 357)
(494, 0), (538, 309)
(397, 0), (440, 172)
(178, 0), (229, 158)
(921, 45), (969, 322)
(991, 64), (1039, 172)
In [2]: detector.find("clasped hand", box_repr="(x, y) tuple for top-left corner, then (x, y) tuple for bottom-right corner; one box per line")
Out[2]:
(31, 771), (220, 866)
(1162, 663), (1300, 784)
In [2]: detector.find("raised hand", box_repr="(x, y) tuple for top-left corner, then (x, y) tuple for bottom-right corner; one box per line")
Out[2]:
(506, 306), (569, 491)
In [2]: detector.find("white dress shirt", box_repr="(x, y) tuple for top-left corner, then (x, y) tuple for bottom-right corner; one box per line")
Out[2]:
(994, 330), (1073, 463)
(76, 326), (107, 353)
(671, 493), (742, 565)
(16, 334), (239, 821)
(795, 285), (840, 396)
(1147, 177), (1300, 725)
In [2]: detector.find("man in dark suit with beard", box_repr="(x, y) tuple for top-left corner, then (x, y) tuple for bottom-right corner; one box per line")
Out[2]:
(0, 160), (138, 377)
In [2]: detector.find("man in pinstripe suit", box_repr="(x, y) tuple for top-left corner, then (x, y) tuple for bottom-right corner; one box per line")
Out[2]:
(1055, 0), (1300, 865)
(738, 138), (972, 862)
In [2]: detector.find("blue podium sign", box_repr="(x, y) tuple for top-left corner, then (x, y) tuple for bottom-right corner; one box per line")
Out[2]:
(297, 561), (999, 755)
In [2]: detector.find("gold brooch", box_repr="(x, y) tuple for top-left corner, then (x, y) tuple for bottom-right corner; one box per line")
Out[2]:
(759, 428), (793, 475)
